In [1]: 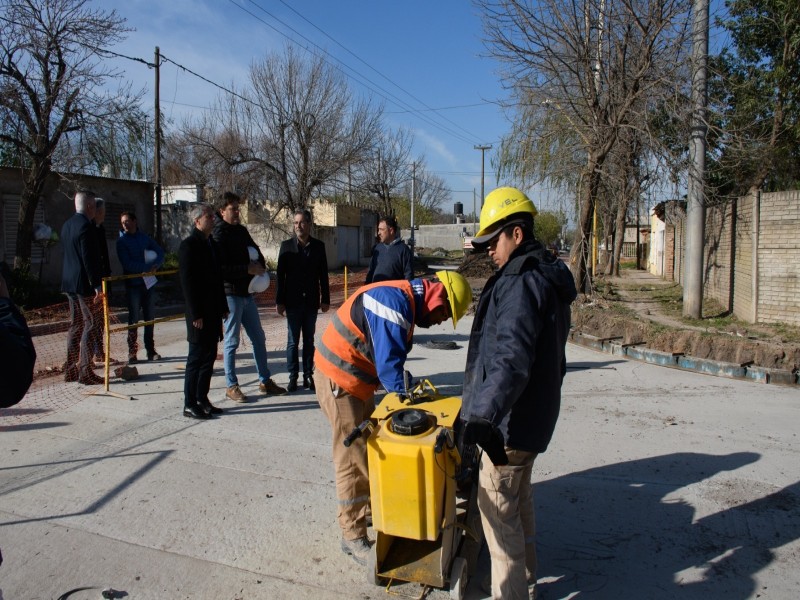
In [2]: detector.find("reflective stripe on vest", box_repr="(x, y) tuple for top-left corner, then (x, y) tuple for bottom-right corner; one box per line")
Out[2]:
(315, 281), (415, 401)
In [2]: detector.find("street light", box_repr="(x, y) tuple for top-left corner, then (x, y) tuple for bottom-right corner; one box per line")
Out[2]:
(474, 144), (492, 206)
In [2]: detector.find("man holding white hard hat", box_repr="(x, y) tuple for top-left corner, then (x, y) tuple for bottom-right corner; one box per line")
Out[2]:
(213, 191), (286, 403)
(276, 208), (330, 392)
(117, 211), (165, 363)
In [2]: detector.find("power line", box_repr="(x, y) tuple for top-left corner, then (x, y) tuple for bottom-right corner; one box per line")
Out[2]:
(228, 0), (479, 146)
(268, 0), (484, 142)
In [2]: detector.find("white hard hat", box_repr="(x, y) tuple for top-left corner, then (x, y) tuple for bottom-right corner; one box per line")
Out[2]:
(248, 272), (270, 294)
(247, 246), (259, 261)
(144, 250), (157, 263)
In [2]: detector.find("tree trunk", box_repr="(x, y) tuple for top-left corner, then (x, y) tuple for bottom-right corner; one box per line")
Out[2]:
(611, 193), (628, 277)
(14, 165), (50, 271)
(571, 156), (604, 294)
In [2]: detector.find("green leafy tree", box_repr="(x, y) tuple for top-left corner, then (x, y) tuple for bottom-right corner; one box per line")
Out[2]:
(534, 210), (566, 246)
(709, 0), (800, 195)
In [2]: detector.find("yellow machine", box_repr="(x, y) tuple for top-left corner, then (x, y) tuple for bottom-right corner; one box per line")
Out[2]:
(354, 380), (482, 599)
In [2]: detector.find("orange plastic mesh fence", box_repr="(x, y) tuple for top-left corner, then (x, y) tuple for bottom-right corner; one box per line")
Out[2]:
(1, 268), (369, 428)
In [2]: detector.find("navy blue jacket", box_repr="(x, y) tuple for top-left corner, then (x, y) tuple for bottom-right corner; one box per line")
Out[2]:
(461, 240), (577, 454)
(61, 212), (102, 296)
(0, 297), (36, 407)
(366, 238), (413, 283)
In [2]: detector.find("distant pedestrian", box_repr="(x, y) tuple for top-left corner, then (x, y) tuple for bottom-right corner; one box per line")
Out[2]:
(276, 208), (330, 392)
(116, 211), (165, 364)
(60, 190), (104, 385)
(365, 216), (414, 284)
(213, 191), (285, 402)
(178, 203), (228, 419)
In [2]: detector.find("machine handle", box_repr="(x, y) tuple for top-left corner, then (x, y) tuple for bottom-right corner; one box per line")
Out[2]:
(434, 429), (449, 454)
(343, 420), (372, 447)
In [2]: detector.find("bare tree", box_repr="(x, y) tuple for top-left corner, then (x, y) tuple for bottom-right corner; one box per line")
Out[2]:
(0, 0), (141, 268)
(240, 46), (382, 214)
(353, 126), (415, 215)
(478, 0), (691, 292)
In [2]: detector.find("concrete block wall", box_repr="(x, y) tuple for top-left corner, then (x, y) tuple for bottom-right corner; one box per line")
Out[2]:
(703, 200), (735, 312)
(757, 190), (800, 325)
(733, 194), (755, 322)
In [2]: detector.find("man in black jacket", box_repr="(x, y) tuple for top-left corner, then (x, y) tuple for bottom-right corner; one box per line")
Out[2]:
(461, 187), (577, 600)
(276, 208), (330, 392)
(212, 192), (285, 403)
(60, 190), (104, 385)
(179, 203), (228, 419)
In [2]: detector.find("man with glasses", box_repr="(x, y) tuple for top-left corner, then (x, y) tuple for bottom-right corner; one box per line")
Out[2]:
(117, 211), (164, 363)
(213, 191), (286, 402)
(460, 187), (577, 599)
(276, 208), (330, 392)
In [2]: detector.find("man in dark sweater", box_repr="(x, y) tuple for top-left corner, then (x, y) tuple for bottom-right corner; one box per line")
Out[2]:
(365, 216), (413, 284)
(213, 192), (286, 402)
(276, 208), (330, 392)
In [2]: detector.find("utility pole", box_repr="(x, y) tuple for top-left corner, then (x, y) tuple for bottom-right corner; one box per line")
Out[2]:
(474, 144), (492, 206)
(154, 47), (162, 245)
(684, 0), (709, 318)
(410, 162), (416, 250)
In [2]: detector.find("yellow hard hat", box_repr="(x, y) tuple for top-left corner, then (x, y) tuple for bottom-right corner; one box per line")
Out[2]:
(472, 187), (538, 248)
(435, 270), (472, 328)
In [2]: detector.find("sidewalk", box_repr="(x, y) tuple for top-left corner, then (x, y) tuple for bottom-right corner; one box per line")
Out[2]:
(1, 315), (799, 599)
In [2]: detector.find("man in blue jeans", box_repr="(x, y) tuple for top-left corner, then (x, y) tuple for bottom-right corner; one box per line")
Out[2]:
(117, 211), (165, 363)
(276, 208), (330, 392)
(213, 192), (286, 402)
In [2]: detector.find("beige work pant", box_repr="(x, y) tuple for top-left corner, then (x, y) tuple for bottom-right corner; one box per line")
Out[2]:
(314, 371), (375, 541)
(478, 448), (538, 600)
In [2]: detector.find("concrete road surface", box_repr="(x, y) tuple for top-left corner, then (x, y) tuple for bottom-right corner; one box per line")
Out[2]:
(1, 314), (798, 599)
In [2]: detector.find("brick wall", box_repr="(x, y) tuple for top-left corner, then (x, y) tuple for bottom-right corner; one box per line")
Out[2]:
(732, 194), (755, 321)
(703, 200), (735, 312)
(757, 190), (800, 325)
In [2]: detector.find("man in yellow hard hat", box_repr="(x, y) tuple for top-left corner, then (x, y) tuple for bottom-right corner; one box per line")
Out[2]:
(460, 187), (577, 599)
(314, 270), (471, 565)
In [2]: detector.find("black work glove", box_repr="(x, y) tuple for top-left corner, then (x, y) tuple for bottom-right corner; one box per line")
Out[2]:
(463, 416), (509, 466)
(463, 416), (493, 446)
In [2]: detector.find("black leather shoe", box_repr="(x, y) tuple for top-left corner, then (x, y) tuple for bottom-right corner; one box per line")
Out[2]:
(202, 403), (223, 415)
(64, 366), (80, 382)
(183, 406), (211, 420)
(304, 377), (315, 391)
(287, 379), (298, 392)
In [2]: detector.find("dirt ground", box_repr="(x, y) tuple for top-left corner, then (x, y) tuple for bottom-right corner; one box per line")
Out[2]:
(449, 251), (800, 373)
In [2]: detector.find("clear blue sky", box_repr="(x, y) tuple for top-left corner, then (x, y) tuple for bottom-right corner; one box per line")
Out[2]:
(102, 0), (734, 218)
(103, 0), (511, 215)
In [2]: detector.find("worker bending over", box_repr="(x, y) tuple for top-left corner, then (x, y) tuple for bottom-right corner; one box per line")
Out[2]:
(314, 271), (472, 565)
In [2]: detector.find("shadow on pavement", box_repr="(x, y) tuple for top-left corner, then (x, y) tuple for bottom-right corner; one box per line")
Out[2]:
(533, 452), (800, 599)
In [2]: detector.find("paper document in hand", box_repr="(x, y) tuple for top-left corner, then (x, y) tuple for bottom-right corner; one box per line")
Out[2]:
(144, 275), (158, 290)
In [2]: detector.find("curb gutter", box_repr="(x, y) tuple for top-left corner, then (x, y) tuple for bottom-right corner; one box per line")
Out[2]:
(570, 331), (799, 387)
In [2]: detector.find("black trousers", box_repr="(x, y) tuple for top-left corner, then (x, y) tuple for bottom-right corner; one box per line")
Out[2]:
(184, 339), (218, 408)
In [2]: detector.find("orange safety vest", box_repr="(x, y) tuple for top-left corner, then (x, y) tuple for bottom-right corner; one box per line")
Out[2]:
(315, 280), (416, 401)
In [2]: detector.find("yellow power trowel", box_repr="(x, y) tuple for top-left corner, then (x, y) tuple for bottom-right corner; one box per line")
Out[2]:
(344, 379), (483, 599)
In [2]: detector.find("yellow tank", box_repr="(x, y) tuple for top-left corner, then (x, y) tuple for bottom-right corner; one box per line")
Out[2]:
(367, 392), (461, 541)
